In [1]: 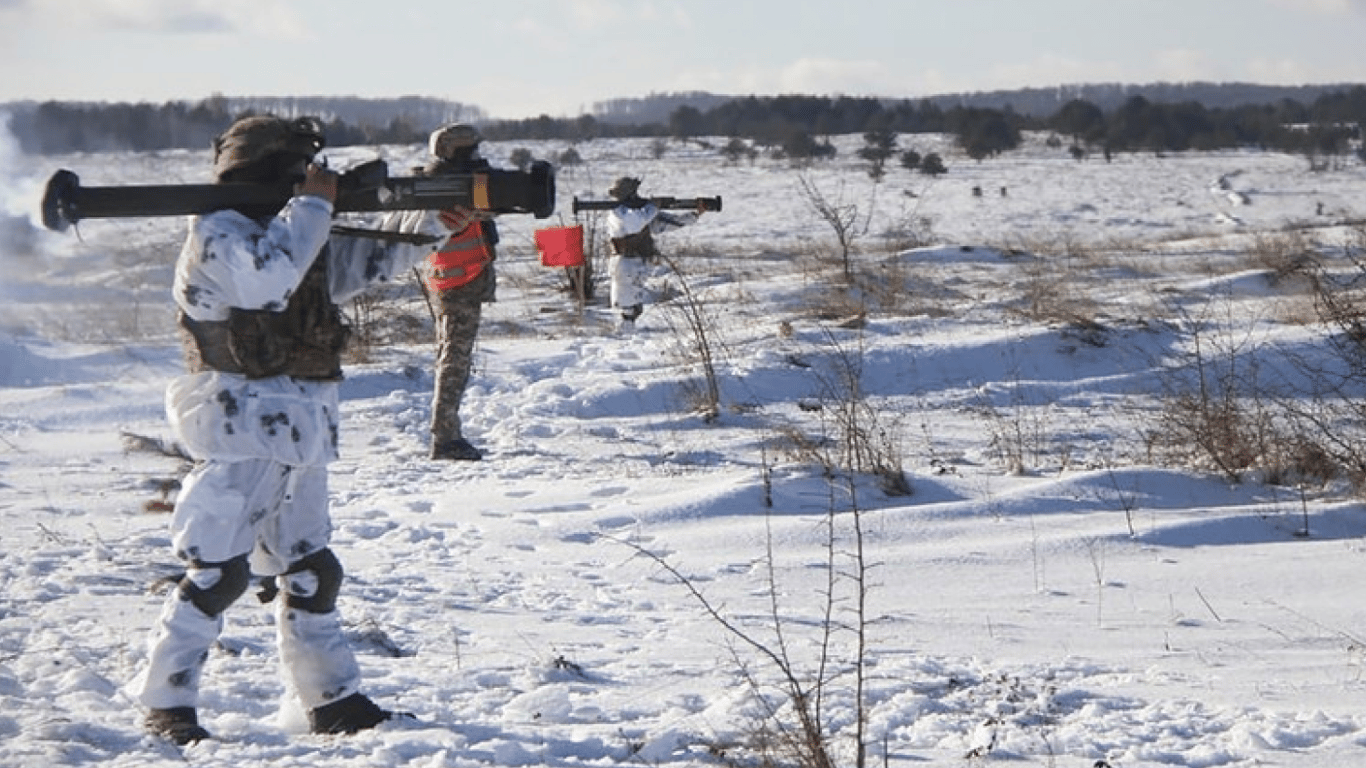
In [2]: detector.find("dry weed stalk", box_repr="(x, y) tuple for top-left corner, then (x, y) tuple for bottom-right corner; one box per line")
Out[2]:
(604, 467), (876, 768)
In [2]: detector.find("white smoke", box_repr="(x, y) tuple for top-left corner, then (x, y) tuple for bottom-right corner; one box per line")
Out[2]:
(0, 112), (46, 256)
(0, 111), (69, 345)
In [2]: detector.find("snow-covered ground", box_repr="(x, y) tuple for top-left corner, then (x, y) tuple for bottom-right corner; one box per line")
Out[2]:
(3, 126), (1366, 767)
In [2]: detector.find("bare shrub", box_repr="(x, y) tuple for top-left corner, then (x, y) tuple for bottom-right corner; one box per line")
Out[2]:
(998, 234), (1105, 326)
(1272, 399), (1366, 491)
(1155, 386), (1284, 483)
(1149, 305), (1313, 484)
(1264, 237), (1366, 490)
(850, 257), (960, 319)
(972, 383), (1053, 477)
(797, 173), (869, 282)
(772, 331), (910, 496)
(606, 466), (877, 768)
(1153, 317), (1258, 481)
(879, 193), (937, 253)
(1247, 230), (1317, 284)
(1309, 225), (1366, 350)
(658, 254), (725, 422)
(1138, 231), (1366, 492)
(343, 282), (430, 364)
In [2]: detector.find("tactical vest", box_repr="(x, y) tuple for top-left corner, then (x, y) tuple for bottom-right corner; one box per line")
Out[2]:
(609, 199), (658, 259)
(610, 228), (657, 259)
(428, 221), (495, 293)
(179, 251), (350, 381)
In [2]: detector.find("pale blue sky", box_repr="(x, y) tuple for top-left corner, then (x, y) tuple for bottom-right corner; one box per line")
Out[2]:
(2, 0), (1364, 119)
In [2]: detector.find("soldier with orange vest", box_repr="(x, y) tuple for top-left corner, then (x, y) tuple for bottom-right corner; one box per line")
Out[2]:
(380, 124), (498, 461)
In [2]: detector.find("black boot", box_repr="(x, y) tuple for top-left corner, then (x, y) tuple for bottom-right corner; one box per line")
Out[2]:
(145, 706), (211, 745)
(431, 437), (482, 461)
(308, 692), (392, 735)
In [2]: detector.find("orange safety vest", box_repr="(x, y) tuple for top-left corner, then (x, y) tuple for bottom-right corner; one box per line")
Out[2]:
(427, 223), (493, 293)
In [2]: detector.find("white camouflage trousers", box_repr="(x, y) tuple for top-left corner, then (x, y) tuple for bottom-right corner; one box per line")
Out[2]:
(130, 458), (361, 711)
(609, 254), (649, 310)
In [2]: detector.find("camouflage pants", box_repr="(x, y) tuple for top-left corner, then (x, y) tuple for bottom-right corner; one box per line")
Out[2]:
(432, 295), (482, 445)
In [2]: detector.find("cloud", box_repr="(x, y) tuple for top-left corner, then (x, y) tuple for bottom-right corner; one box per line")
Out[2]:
(38, 0), (308, 39)
(1152, 49), (1222, 82)
(566, 0), (618, 30)
(565, 0), (693, 31)
(775, 58), (890, 96)
(658, 59), (892, 101)
(638, 1), (692, 28)
(1266, 0), (1364, 14)
(974, 54), (1129, 93)
(1242, 55), (1366, 85)
(1245, 57), (1317, 84)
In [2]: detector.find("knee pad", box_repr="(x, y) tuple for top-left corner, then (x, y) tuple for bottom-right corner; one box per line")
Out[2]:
(281, 548), (344, 614)
(178, 555), (251, 617)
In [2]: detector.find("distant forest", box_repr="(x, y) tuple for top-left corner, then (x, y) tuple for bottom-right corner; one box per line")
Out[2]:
(3, 82), (1364, 162)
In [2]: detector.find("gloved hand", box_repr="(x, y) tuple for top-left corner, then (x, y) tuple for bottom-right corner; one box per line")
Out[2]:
(437, 206), (478, 232)
(296, 163), (338, 203)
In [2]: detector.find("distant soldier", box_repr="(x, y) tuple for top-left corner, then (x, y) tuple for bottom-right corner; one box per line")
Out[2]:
(376, 124), (500, 461)
(421, 125), (500, 460)
(604, 176), (706, 329)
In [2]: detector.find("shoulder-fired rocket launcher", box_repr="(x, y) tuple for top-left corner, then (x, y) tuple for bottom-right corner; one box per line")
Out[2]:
(40, 158), (556, 232)
(571, 195), (721, 215)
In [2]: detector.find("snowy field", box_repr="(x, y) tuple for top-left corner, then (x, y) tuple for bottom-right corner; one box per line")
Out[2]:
(3, 126), (1366, 767)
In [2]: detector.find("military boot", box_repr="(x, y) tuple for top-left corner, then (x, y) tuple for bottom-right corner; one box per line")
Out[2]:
(431, 437), (482, 461)
(308, 692), (392, 735)
(145, 706), (211, 745)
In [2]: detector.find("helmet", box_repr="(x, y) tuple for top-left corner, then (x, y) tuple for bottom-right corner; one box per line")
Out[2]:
(429, 124), (482, 160)
(212, 115), (325, 180)
(608, 176), (641, 200)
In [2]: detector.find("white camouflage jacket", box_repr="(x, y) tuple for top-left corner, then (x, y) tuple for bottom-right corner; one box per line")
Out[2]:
(167, 194), (429, 467)
(606, 202), (698, 240)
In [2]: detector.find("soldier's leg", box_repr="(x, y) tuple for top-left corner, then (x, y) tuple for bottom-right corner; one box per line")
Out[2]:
(611, 255), (648, 321)
(133, 460), (275, 717)
(263, 465), (390, 733)
(431, 296), (482, 458)
(276, 547), (362, 709)
(136, 555), (251, 709)
(263, 466), (361, 709)
(608, 254), (624, 309)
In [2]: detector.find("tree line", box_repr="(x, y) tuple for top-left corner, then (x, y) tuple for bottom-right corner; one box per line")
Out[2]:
(649, 89), (1365, 162)
(3, 95), (479, 155)
(5, 85), (1365, 164)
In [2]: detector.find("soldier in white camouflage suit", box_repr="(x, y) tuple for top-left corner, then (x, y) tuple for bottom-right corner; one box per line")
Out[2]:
(605, 176), (705, 329)
(132, 115), (430, 745)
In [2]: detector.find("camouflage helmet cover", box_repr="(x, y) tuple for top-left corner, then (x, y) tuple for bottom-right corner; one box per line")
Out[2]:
(608, 176), (641, 200)
(213, 115), (325, 180)
(429, 123), (482, 159)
